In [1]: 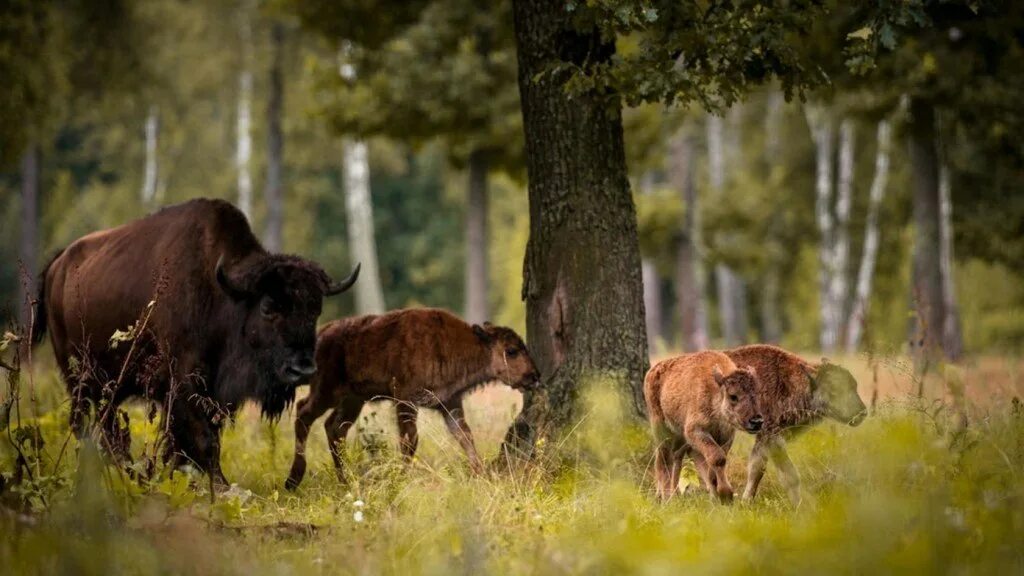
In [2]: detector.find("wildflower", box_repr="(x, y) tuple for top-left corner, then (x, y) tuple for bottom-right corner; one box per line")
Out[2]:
(354, 499), (365, 508)
(353, 510), (364, 523)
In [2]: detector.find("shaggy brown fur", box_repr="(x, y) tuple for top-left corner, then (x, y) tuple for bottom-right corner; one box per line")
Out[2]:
(644, 351), (763, 503)
(724, 344), (867, 503)
(285, 308), (540, 490)
(35, 198), (358, 485)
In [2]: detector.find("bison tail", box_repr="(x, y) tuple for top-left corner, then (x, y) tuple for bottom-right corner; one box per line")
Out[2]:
(643, 363), (667, 422)
(31, 247), (64, 345)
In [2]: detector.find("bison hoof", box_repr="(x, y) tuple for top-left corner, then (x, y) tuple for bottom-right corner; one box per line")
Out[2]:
(717, 488), (734, 504)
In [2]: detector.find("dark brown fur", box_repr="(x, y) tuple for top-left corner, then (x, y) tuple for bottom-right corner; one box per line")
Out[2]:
(724, 344), (867, 503)
(285, 308), (540, 490)
(36, 198), (358, 485)
(644, 351), (763, 503)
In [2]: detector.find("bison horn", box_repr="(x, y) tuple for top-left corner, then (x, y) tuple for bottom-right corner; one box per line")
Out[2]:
(325, 262), (361, 296)
(216, 255), (250, 300)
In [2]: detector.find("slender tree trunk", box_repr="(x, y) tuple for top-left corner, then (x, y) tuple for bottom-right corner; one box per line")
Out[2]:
(670, 122), (709, 352)
(464, 149), (490, 324)
(19, 144), (39, 335)
(708, 113), (746, 346)
(235, 1), (254, 220)
(830, 119), (855, 346)
(760, 92), (784, 343)
(263, 22), (285, 253)
(141, 105), (159, 205)
(342, 138), (386, 314)
(502, 0), (648, 457)
(908, 99), (945, 367)
(806, 106), (837, 352)
(846, 120), (892, 353)
(639, 172), (663, 348)
(939, 163), (963, 360)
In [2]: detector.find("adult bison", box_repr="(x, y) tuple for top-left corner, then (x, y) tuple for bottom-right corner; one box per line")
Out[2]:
(35, 198), (359, 486)
(723, 344), (867, 504)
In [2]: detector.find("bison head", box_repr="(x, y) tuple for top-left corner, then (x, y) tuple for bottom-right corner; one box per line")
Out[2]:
(472, 322), (541, 391)
(804, 361), (867, 426)
(713, 364), (764, 433)
(216, 255), (359, 413)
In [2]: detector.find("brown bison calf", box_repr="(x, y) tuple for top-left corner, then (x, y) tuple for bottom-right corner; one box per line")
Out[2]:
(645, 351), (764, 503)
(724, 345), (867, 504)
(285, 308), (540, 490)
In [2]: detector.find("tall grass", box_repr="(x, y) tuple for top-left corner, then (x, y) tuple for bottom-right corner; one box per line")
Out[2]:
(2, 355), (1023, 575)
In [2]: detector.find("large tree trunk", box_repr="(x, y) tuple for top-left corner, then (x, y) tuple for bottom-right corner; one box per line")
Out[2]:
(707, 113), (746, 346)
(830, 119), (855, 347)
(670, 121), (709, 352)
(141, 105), (159, 205)
(846, 120), (892, 353)
(235, 0), (254, 220)
(938, 163), (963, 360)
(806, 106), (837, 352)
(19, 144), (39, 336)
(908, 99), (946, 367)
(464, 148), (490, 324)
(263, 22), (285, 253)
(342, 138), (386, 314)
(502, 0), (648, 456)
(760, 92), (784, 343)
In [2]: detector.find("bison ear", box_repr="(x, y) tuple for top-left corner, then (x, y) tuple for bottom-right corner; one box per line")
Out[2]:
(473, 324), (494, 344)
(216, 255), (251, 301)
(712, 365), (726, 387)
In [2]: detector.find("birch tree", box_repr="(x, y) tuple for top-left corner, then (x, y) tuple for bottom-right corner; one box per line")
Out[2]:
(846, 120), (892, 353)
(141, 105), (159, 205)
(235, 0), (254, 220)
(638, 173), (663, 348)
(805, 105), (838, 352)
(829, 118), (855, 346)
(708, 113), (746, 346)
(939, 163), (963, 359)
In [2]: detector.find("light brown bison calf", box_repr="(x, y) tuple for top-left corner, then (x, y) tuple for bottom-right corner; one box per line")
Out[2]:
(645, 351), (764, 503)
(724, 345), (867, 504)
(285, 308), (540, 490)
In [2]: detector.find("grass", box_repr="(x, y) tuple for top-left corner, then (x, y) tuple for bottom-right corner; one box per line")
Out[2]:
(2, 352), (1024, 575)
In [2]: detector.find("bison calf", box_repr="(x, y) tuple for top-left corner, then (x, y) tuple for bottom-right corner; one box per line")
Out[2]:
(645, 351), (763, 503)
(725, 345), (867, 504)
(285, 308), (540, 490)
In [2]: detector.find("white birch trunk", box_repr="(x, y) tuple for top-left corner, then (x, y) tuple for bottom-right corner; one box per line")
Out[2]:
(846, 120), (892, 353)
(141, 105), (159, 205)
(829, 118), (855, 346)
(939, 163), (963, 359)
(342, 139), (386, 314)
(235, 2), (254, 220)
(806, 105), (837, 352)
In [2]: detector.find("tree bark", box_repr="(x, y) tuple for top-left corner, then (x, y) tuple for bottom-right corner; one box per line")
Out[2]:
(502, 0), (648, 457)
(235, 0), (254, 220)
(264, 22), (285, 253)
(670, 122), (709, 352)
(939, 163), (963, 360)
(342, 138), (386, 314)
(19, 144), (39, 335)
(464, 148), (490, 324)
(908, 99), (946, 366)
(141, 105), (159, 205)
(846, 120), (892, 353)
(806, 105), (837, 352)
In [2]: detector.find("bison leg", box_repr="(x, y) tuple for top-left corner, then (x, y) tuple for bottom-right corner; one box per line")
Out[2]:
(285, 393), (334, 490)
(766, 436), (801, 505)
(685, 426), (733, 503)
(324, 396), (365, 483)
(653, 437), (682, 502)
(440, 398), (482, 474)
(395, 401), (419, 462)
(165, 394), (228, 489)
(742, 434), (771, 501)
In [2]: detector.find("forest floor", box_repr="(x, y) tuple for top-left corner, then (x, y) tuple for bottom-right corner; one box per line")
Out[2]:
(2, 352), (1023, 574)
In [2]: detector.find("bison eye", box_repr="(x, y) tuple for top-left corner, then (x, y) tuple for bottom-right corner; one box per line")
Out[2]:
(260, 299), (279, 318)
(505, 347), (519, 358)
(728, 394), (739, 403)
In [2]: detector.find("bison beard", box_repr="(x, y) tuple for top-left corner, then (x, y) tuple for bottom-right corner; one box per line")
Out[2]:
(35, 198), (358, 486)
